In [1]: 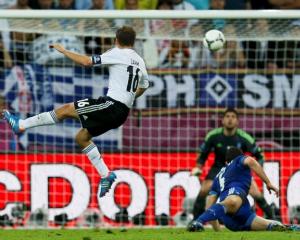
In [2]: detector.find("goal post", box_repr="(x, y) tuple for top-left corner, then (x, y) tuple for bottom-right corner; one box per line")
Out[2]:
(0, 10), (300, 228)
(1, 9), (300, 19)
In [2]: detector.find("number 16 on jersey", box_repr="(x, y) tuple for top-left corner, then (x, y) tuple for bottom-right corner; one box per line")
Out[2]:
(126, 66), (140, 93)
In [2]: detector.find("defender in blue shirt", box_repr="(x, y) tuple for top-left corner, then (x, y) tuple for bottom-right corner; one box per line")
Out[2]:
(188, 147), (300, 232)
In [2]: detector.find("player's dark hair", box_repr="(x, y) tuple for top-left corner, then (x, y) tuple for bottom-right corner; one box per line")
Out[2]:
(223, 108), (239, 118)
(225, 147), (243, 162)
(157, 0), (173, 9)
(116, 26), (136, 47)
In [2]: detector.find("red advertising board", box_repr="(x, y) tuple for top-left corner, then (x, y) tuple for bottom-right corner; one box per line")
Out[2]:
(0, 152), (299, 226)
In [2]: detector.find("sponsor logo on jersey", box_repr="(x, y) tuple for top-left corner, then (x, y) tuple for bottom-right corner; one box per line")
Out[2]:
(228, 187), (235, 195)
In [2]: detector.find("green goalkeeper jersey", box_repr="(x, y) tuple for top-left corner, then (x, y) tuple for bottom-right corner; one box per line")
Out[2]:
(197, 128), (264, 168)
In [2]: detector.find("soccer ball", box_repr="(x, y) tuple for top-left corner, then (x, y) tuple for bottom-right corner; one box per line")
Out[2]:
(203, 29), (226, 51)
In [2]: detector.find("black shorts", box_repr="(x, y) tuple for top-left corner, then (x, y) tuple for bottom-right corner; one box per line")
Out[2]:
(205, 166), (223, 180)
(74, 96), (129, 137)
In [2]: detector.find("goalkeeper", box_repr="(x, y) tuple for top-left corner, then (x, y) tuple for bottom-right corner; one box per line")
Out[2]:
(191, 108), (276, 220)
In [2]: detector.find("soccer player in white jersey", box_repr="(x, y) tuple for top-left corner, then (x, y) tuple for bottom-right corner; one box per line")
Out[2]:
(1, 26), (149, 197)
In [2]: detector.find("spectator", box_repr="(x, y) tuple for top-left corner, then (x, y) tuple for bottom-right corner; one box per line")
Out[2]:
(266, 41), (288, 69)
(159, 40), (190, 68)
(124, 0), (138, 9)
(250, 0), (271, 9)
(268, 0), (300, 9)
(255, 19), (287, 69)
(186, 0), (209, 9)
(172, 0), (196, 10)
(210, 0), (226, 30)
(0, 0), (16, 8)
(0, 35), (13, 77)
(90, 0), (105, 9)
(171, 0), (197, 37)
(0, 18), (11, 69)
(115, 0), (157, 9)
(211, 0), (225, 9)
(8, 0), (35, 65)
(225, 0), (250, 9)
(148, 0), (174, 68)
(9, 0), (30, 9)
(243, 19), (286, 69)
(84, 0), (113, 56)
(103, 0), (114, 9)
(188, 23), (205, 68)
(73, 0), (92, 9)
(29, 0), (54, 9)
(286, 21), (300, 69)
(72, 0), (114, 9)
(242, 19), (270, 69)
(115, 0), (145, 34)
(56, 0), (75, 9)
(151, 0), (174, 36)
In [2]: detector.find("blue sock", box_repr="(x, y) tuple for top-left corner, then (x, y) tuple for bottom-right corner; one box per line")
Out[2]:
(267, 223), (274, 231)
(196, 203), (226, 224)
(267, 222), (285, 231)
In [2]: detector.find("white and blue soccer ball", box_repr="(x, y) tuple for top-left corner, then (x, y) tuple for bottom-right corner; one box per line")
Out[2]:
(203, 29), (226, 51)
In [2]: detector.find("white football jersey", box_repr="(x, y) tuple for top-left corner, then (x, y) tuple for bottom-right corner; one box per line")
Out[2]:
(91, 47), (149, 108)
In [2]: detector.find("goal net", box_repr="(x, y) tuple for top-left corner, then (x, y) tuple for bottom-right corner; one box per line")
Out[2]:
(0, 10), (300, 228)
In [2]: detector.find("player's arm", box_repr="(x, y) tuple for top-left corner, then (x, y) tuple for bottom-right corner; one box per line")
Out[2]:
(135, 87), (147, 99)
(49, 44), (92, 67)
(244, 156), (279, 196)
(135, 68), (149, 99)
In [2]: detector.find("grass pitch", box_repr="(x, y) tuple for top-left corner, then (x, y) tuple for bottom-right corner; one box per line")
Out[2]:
(0, 228), (299, 240)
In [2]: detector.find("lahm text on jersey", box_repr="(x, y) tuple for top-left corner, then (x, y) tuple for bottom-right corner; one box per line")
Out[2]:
(131, 59), (139, 66)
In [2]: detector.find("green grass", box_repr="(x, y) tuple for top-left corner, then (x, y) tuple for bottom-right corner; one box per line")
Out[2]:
(0, 228), (299, 240)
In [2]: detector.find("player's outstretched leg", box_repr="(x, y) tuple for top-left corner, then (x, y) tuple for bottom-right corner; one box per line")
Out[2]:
(251, 216), (300, 231)
(76, 128), (116, 198)
(2, 110), (24, 134)
(268, 223), (300, 232)
(187, 203), (228, 232)
(99, 172), (117, 197)
(1, 103), (78, 135)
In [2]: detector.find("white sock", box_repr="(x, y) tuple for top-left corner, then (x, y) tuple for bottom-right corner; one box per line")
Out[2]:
(19, 111), (58, 129)
(82, 143), (109, 177)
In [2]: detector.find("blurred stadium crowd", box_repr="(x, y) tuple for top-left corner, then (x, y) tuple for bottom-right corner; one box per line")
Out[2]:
(0, 0), (300, 71)
(1, 0), (300, 11)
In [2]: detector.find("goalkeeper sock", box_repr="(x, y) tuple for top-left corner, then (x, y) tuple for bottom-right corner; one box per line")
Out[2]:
(196, 203), (227, 224)
(82, 143), (109, 177)
(192, 194), (206, 219)
(19, 111), (58, 129)
(255, 196), (274, 219)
